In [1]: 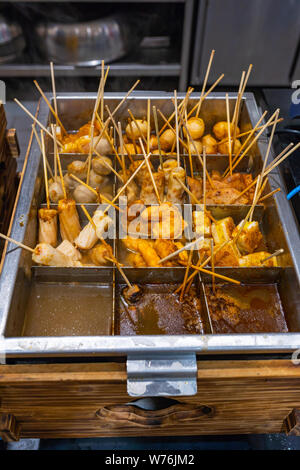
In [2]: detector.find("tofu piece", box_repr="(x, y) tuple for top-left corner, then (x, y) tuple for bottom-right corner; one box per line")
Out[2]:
(232, 220), (263, 254)
(239, 251), (277, 267)
(214, 241), (240, 267)
(57, 240), (82, 261)
(193, 210), (211, 238)
(211, 217), (235, 245)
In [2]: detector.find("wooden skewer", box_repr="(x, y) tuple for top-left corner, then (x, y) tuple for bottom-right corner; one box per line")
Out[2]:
(185, 110), (193, 177)
(103, 157), (148, 215)
(158, 236), (205, 265)
(222, 111), (268, 177)
(40, 130), (50, 209)
(157, 108), (189, 152)
(195, 49), (215, 118)
(258, 187), (281, 203)
(225, 93), (233, 176)
(231, 71), (245, 159)
(55, 149), (67, 200)
(219, 117), (284, 145)
(32, 124), (54, 179)
(159, 87), (194, 136)
(95, 111), (125, 169)
(249, 175), (262, 222)
(34, 80), (67, 136)
(70, 174), (121, 212)
(93, 79), (140, 149)
(180, 246), (194, 302)
(188, 263), (240, 285)
(0, 232), (34, 253)
(14, 98), (63, 146)
(127, 109), (147, 146)
(118, 121), (126, 178)
(147, 99), (151, 154)
(174, 176), (216, 223)
(259, 109), (280, 193)
(152, 105), (163, 170)
(174, 90), (180, 167)
(139, 138), (161, 204)
(260, 249), (284, 264)
(176, 104), (214, 187)
(203, 146), (207, 215)
(106, 256), (133, 288)
(50, 61), (58, 128)
(80, 204), (110, 249)
(175, 240), (230, 295)
(223, 109), (280, 177)
(210, 239), (215, 293)
(86, 124), (94, 186)
(231, 142), (295, 203)
(51, 124), (58, 180)
(128, 119), (138, 154)
(187, 74), (224, 119)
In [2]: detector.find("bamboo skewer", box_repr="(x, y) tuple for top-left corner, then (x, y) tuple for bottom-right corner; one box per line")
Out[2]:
(32, 124), (54, 179)
(219, 117), (284, 145)
(70, 174), (121, 212)
(104, 157), (148, 215)
(259, 109), (280, 193)
(55, 149), (67, 200)
(118, 121), (126, 179)
(34, 80), (67, 136)
(230, 143), (295, 203)
(127, 109), (147, 146)
(258, 187), (281, 203)
(159, 87), (194, 136)
(187, 263), (240, 285)
(174, 176), (217, 223)
(176, 104), (214, 187)
(187, 73), (225, 119)
(225, 93), (233, 176)
(203, 146), (207, 214)
(180, 246), (194, 301)
(107, 257), (133, 288)
(210, 240), (215, 293)
(223, 109), (280, 177)
(158, 236), (205, 265)
(14, 98), (63, 146)
(152, 105), (163, 170)
(195, 49), (215, 118)
(157, 108), (190, 152)
(93, 79), (140, 149)
(50, 62), (58, 128)
(40, 130), (50, 209)
(86, 124), (94, 186)
(139, 139), (161, 204)
(51, 124), (58, 180)
(222, 111), (268, 177)
(249, 175), (262, 222)
(0, 233), (35, 253)
(147, 99), (151, 154)
(185, 110), (193, 177)
(260, 249), (284, 264)
(96, 110), (125, 169)
(129, 119), (138, 154)
(231, 71), (245, 161)
(174, 90), (180, 166)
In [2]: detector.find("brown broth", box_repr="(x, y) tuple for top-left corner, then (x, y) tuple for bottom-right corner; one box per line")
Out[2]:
(116, 284), (205, 335)
(22, 282), (112, 336)
(204, 284), (288, 333)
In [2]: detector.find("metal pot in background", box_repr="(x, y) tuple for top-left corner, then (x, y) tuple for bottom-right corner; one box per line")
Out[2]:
(35, 15), (131, 66)
(0, 14), (25, 63)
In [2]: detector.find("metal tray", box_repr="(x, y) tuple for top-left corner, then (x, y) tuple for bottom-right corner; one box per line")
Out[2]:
(0, 91), (299, 397)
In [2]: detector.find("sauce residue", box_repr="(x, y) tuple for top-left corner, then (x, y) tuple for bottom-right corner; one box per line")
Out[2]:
(205, 284), (288, 333)
(116, 284), (205, 335)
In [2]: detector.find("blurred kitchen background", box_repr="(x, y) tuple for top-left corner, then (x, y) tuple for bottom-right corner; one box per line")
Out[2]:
(0, 0), (300, 100)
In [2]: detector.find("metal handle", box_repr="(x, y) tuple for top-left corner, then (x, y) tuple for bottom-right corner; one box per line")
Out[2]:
(96, 402), (214, 428)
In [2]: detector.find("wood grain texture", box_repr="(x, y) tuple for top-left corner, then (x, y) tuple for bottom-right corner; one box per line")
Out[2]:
(283, 409), (300, 435)
(0, 413), (21, 441)
(0, 360), (300, 439)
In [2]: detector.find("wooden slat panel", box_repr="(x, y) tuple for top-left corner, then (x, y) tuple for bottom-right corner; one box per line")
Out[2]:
(0, 360), (300, 438)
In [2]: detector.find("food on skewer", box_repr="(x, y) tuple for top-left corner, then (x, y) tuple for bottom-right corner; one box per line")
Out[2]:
(193, 210), (212, 238)
(92, 155), (113, 176)
(48, 178), (65, 203)
(58, 198), (81, 243)
(166, 166), (186, 203)
(56, 240), (82, 262)
(239, 252), (277, 267)
(211, 217), (235, 245)
(160, 129), (176, 151)
(75, 208), (113, 251)
(201, 134), (218, 154)
(73, 184), (98, 203)
(232, 220), (263, 254)
(183, 117), (205, 140)
(125, 119), (148, 140)
(122, 284), (143, 304)
(218, 139), (242, 155)
(38, 208), (58, 247)
(88, 243), (113, 266)
(32, 243), (81, 267)
(213, 121), (240, 140)
(186, 139), (203, 155)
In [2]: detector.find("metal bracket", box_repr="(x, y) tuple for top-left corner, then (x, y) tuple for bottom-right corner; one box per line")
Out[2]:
(127, 353), (197, 397)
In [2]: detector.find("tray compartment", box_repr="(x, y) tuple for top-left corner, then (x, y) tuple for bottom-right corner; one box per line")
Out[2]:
(115, 274), (211, 336)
